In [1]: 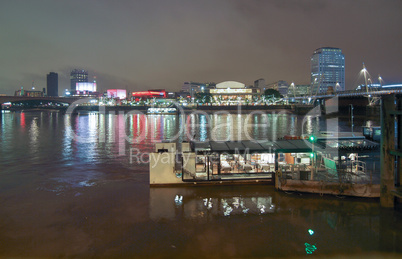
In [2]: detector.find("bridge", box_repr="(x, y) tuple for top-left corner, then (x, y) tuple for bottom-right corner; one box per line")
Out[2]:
(285, 87), (402, 106)
(287, 63), (402, 106)
(0, 96), (94, 105)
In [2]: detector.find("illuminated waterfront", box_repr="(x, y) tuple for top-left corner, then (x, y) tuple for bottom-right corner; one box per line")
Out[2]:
(0, 111), (401, 257)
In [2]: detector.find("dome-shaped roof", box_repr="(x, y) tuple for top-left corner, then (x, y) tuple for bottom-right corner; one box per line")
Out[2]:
(216, 81), (245, 89)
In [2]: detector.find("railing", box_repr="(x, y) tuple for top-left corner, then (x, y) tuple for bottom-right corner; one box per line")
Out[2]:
(285, 88), (402, 100)
(278, 162), (379, 185)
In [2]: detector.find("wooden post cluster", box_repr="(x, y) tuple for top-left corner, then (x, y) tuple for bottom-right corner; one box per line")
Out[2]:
(380, 94), (402, 207)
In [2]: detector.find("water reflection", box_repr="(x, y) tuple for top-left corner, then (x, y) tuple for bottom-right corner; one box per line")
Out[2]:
(149, 186), (400, 257)
(153, 189), (275, 219)
(1, 112), (369, 166)
(199, 114), (208, 142)
(1, 112), (401, 258)
(62, 115), (73, 161)
(57, 112), (364, 162)
(72, 114), (99, 162)
(28, 117), (39, 153)
(20, 112), (26, 129)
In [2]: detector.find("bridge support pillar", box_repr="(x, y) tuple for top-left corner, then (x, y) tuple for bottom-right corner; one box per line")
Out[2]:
(398, 96), (402, 192)
(380, 94), (396, 207)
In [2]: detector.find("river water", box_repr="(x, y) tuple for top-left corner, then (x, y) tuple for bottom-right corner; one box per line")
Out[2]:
(0, 110), (400, 258)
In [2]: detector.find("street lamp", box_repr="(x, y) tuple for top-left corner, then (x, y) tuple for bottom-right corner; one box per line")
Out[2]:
(309, 135), (316, 180)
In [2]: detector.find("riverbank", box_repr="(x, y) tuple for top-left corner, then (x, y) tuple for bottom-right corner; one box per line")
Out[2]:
(8, 104), (316, 115)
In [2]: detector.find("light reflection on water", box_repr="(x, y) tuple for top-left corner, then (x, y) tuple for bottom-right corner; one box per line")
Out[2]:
(28, 117), (39, 154)
(152, 188), (275, 219)
(1, 111), (400, 258)
(149, 186), (398, 257)
(0, 111), (379, 194)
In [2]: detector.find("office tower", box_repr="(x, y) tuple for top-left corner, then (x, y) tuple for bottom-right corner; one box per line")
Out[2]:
(311, 47), (345, 94)
(254, 78), (266, 90)
(266, 80), (289, 96)
(70, 69), (88, 91)
(46, 72), (58, 96)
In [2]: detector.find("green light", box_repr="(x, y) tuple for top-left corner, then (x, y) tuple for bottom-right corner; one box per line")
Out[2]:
(309, 135), (316, 142)
(310, 153), (314, 158)
(308, 229), (314, 235)
(305, 243), (317, 254)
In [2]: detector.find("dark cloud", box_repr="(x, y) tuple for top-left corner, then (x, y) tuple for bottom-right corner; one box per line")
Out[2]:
(272, 0), (327, 12)
(0, 0), (401, 95)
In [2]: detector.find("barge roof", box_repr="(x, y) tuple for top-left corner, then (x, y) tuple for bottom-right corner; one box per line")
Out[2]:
(191, 139), (314, 154)
(190, 138), (379, 154)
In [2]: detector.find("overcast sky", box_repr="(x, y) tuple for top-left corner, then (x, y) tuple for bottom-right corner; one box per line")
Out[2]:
(1, 0), (401, 95)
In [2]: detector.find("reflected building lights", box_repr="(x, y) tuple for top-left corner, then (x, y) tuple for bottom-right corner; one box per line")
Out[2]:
(270, 114), (277, 141)
(59, 112), (344, 158)
(98, 113), (105, 143)
(29, 118), (39, 153)
(174, 195), (183, 206)
(163, 194), (276, 218)
(107, 114), (115, 143)
(62, 115), (73, 160)
(158, 115), (164, 140)
(74, 114), (98, 161)
(304, 116), (314, 136)
(20, 112), (26, 129)
(199, 115), (208, 142)
(116, 113), (126, 155)
(289, 116), (296, 135)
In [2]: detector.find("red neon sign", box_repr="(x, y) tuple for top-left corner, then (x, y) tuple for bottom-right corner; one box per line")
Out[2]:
(131, 90), (166, 98)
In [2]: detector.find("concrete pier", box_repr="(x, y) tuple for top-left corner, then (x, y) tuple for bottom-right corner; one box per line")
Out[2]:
(380, 94), (402, 207)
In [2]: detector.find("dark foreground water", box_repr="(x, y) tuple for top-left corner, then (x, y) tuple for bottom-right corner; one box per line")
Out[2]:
(0, 110), (401, 258)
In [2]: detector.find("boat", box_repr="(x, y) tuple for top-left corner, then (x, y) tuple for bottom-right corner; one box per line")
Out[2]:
(147, 107), (177, 115)
(362, 126), (381, 142)
(149, 134), (380, 197)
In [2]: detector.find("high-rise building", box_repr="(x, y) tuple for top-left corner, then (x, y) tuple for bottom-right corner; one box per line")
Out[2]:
(311, 47), (345, 94)
(181, 82), (213, 98)
(287, 84), (311, 97)
(46, 72), (58, 96)
(266, 80), (289, 96)
(70, 69), (88, 91)
(254, 78), (266, 91)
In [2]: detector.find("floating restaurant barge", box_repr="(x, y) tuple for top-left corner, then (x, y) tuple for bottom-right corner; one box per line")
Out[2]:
(150, 135), (380, 197)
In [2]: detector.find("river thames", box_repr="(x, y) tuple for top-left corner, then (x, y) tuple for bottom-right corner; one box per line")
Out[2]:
(0, 110), (401, 258)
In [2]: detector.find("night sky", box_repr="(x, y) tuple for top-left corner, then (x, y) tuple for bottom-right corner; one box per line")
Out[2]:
(1, 0), (401, 95)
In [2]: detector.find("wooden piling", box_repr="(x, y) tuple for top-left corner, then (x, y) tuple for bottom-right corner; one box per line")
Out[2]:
(380, 94), (396, 207)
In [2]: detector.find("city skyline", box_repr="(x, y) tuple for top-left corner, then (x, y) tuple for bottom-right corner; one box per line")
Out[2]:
(1, 0), (401, 95)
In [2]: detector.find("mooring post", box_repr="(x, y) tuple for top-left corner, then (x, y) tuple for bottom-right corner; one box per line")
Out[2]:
(380, 94), (396, 207)
(397, 95), (402, 188)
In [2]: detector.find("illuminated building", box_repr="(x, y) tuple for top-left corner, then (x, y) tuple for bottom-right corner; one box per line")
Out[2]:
(46, 72), (58, 96)
(287, 84), (311, 97)
(107, 89), (127, 99)
(70, 69), (88, 91)
(311, 47), (345, 94)
(131, 89), (166, 101)
(76, 82), (96, 92)
(14, 88), (44, 97)
(181, 82), (212, 98)
(266, 81), (289, 96)
(254, 78), (266, 90)
(69, 76), (99, 96)
(209, 81), (260, 104)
